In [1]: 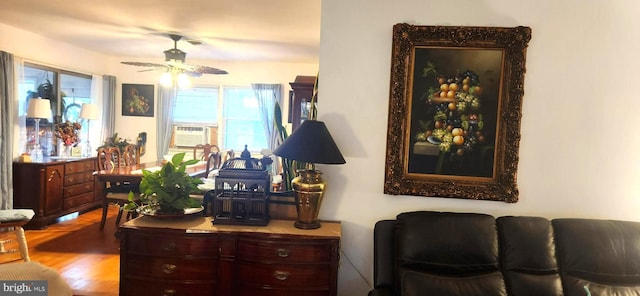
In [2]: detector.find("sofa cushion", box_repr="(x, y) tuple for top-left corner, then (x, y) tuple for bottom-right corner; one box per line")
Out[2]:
(563, 275), (640, 296)
(553, 219), (640, 286)
(400, 269), (506, 296)
(396, 211), (499, 275)
(497, 216), (563, 296)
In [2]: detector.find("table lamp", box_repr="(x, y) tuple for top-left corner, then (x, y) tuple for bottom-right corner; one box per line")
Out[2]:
(273, 120), (345, 229)
(80, 103), (99, 157)
(26, 98), (52, 161)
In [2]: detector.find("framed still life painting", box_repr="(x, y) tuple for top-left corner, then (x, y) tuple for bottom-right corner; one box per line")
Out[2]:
(122, 84), (154, 117)
(384, 24), (531, 202)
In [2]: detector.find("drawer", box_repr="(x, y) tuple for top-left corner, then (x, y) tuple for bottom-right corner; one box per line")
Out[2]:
(64, 171), (94, 186)
(236, 261), (330, 288)
(63, 192), (95, 210)
(65, 159), (95, 174)
(121, 278), (215, 296)
(237, 238), (333, 263)
(63, 182), (94, 198)
(125, 231), (218, 258)
(126, 256), (217, 280)
(238, 286), (329, 296)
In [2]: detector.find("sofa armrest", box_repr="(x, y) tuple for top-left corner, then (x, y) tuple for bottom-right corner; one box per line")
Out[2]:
(373, 220), (396, 291)
(368, 287), (394, 296)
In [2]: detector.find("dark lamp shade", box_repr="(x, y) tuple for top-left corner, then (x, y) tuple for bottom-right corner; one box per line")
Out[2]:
(273, 120), (346, 164)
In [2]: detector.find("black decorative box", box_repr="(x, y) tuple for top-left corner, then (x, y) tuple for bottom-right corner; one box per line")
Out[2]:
(212, 158), (270, 226)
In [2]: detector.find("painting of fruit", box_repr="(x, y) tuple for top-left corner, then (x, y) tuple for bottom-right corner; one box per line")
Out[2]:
(122, 84), (154, 117)
(408, 48), (503, 177)
(384, 24), (531, 203)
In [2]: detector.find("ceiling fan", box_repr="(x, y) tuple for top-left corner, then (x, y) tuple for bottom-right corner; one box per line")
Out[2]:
(121, 34), (228, 77)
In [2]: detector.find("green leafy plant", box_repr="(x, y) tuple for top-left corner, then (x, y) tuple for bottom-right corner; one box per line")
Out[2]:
(274, 101), (296, 191)
(124, 152), (203, 214)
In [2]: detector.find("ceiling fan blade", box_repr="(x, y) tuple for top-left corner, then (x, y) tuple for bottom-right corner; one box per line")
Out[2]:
(138, 68), (163, 72)
(191, 65), (228, 75)
(121, 61), (167, 68)
(185, 71), (203, 78)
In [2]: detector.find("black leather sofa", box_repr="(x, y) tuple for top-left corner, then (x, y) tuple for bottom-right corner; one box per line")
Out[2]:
(369, 211), (640, 296)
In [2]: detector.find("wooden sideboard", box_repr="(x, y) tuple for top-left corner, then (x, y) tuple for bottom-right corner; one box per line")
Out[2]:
(13, 157), (100, 229)
(119, 217), (341, 296)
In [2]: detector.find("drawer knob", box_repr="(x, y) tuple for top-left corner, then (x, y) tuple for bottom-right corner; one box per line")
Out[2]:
(162, 242), (176, 251)
(161, 264), (177, 274)
(162, 289), (176, 296)
(276, 248), (290, 258)
(273, 270), (290, 281)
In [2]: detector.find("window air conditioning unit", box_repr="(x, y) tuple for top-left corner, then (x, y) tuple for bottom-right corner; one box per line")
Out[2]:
(174, 125), (207, 147)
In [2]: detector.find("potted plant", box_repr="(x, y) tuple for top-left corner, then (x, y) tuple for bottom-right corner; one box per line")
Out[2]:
(124, 152), (203, 215)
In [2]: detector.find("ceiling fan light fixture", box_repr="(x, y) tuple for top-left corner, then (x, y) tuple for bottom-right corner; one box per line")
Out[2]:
(160, 72), (173, 87)
(177, 72), (191, 88)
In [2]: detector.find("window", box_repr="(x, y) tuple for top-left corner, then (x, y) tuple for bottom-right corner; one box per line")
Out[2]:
(174, 86), (268, 152)
(60, 73), (93, 132)
(20, 63), (93, 156)
(174, 87), (218, 124)
(223, 86), (267, 151)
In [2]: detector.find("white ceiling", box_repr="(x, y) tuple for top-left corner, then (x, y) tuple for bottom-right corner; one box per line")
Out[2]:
(0, 0), (321, 63)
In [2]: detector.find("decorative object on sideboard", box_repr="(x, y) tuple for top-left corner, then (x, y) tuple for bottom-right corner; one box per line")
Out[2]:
(212, 147), (271, 226)
(273, 120), (346, 229)
(54, 121), (81, 158)
(26, 98), (52, 162)
(79, 103), (98, 157)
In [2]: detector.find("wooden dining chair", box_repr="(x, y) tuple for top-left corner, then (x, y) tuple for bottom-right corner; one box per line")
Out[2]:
(123, 144), (141, 166)
(193, 144), (221, 161)
(190, 151), (221, 213)
(97, 146), (139, 231)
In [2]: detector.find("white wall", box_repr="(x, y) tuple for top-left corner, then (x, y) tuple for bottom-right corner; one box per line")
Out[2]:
(318, 0), (640, 294)
(0, 23), (110, 76)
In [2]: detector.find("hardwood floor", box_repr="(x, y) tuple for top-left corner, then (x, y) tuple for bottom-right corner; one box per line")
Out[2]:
(23, 206), (123, 296)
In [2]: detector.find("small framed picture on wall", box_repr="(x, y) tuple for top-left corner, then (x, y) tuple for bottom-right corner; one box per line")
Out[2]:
(122, 84), (154, 117)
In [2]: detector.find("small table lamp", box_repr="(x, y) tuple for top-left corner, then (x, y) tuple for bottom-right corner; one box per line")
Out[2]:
(80, 103), (98, 157)
(273, 120), (345, 229)
(26, 98), (52, 161)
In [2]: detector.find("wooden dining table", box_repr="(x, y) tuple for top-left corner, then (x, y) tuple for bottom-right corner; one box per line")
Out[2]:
(94, 160), (210, 183)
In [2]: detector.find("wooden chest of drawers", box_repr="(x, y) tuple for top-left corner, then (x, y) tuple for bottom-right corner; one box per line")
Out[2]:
(13, 157), (100, 228)
(119, 217), (341, 296)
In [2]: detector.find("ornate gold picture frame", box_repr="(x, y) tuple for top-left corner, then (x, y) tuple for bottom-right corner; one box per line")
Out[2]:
(384, 24), (531, 202)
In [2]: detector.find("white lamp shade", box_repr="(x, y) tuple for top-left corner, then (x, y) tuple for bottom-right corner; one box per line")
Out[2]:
(27, 98), (52, 119)
(80, 103), (99, 120)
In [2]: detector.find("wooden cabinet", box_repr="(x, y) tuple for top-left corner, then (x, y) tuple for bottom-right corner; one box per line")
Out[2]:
(289, 75), (316, 131)
(120, 218), (341, 296)
(13, 157), (100, 229)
